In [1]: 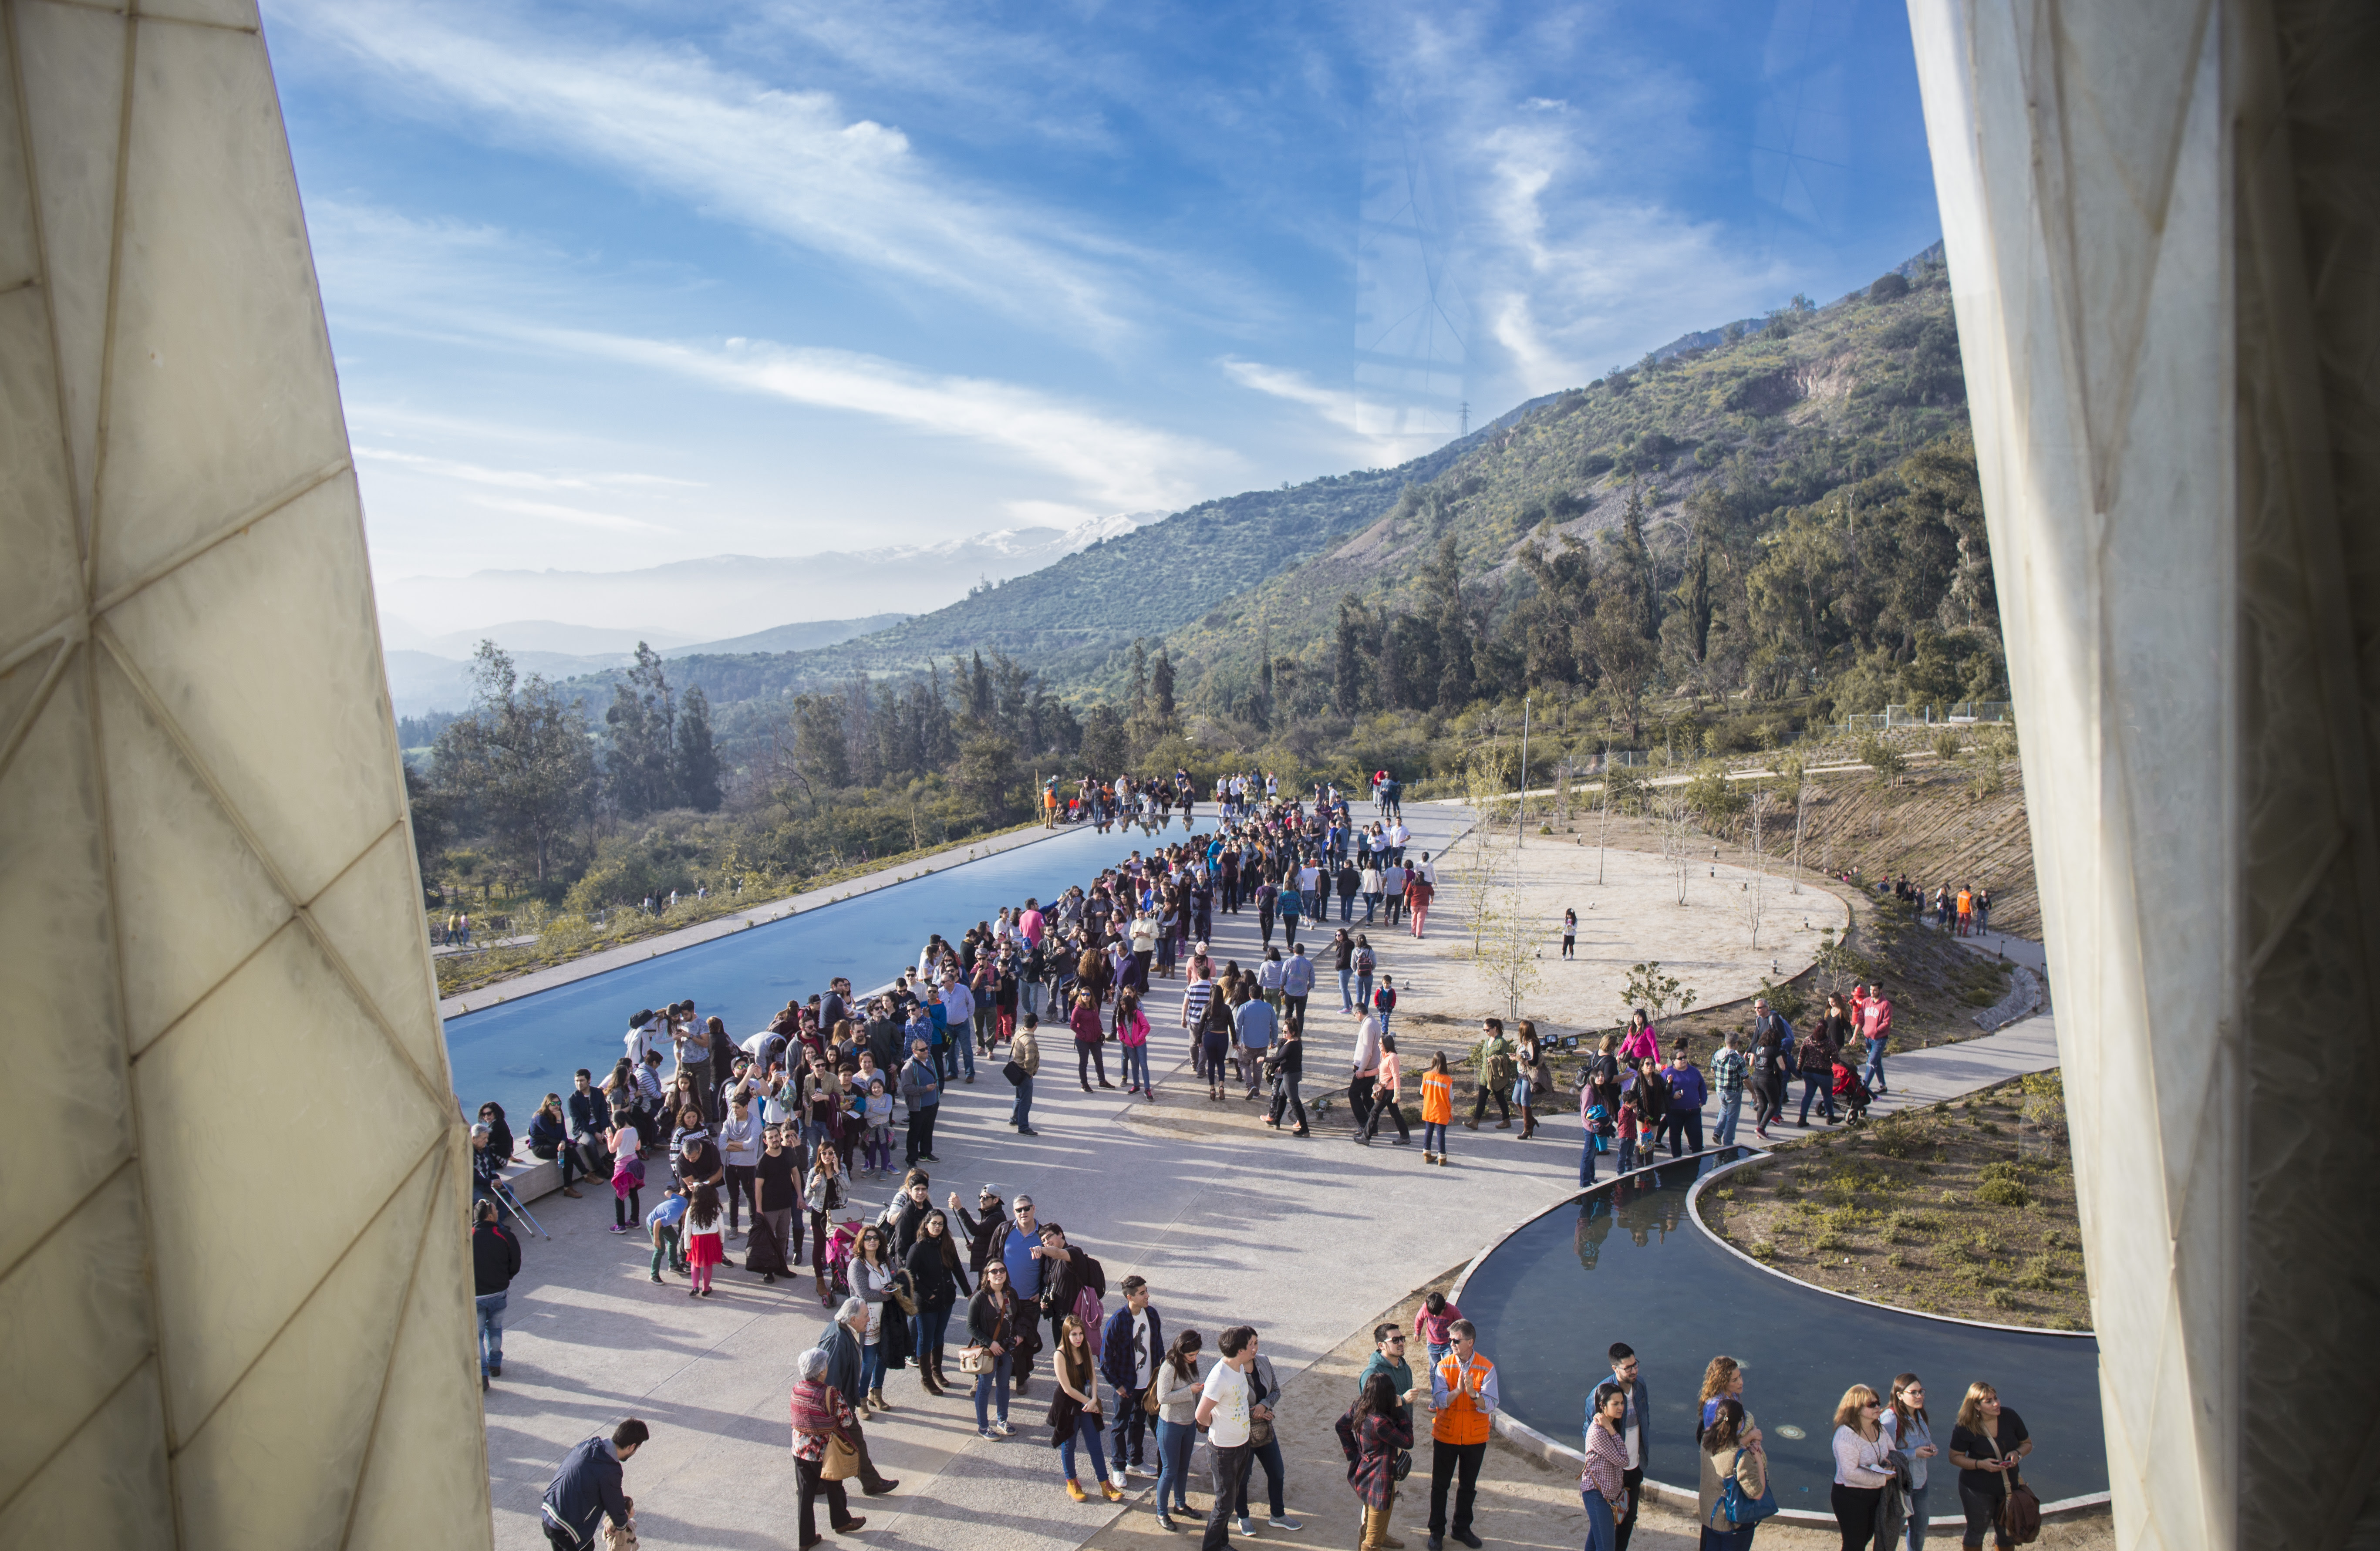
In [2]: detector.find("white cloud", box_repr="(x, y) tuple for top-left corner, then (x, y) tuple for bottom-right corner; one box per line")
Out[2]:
(467, 496), (678, 535)
(1218, 357), (1445, 463)
(273, 0), (1149, 342)
(353, 446), (704, 493)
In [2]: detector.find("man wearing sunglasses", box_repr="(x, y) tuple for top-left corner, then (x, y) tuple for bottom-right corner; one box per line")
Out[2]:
(1358, 1324), (1421, 1429)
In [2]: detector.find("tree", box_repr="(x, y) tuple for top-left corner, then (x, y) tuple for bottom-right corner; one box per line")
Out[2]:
(1334, 595), (1365, 714)
(1426, 538), (1475, 709)
(791, 692), (851, 790)
(956, 733), (1019, 823)
(1591, 484), (1661, 736)
(674, 686), (721, 812)
(1080, 705), (1129, 776)
(1150, 649), (1177, 722)
(603, 643), (677, 817)
(432, 642), (594, 883)
(1621, 960), (1699, 1023)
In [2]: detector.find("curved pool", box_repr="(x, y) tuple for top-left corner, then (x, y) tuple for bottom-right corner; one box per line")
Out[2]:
(1454, 1150), (2106, 1511)
(445, 819), (1213, 1121)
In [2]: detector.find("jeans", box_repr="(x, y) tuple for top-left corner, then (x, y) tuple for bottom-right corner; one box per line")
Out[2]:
(1713, 1090), (1743, 1147)
(1423, 1121), (1447, 1154)
(973, 1352), (1012, 1427)
(1584, 1488), (1618, 1551)
(475, 1290), (506, 1376)
(1269, 1075), (1306, 1130)
(912, 1303), (953, 1367)
(1364, 892), (1380, 921)
(1863, 1037), (1887, 1092)
(1580, 1134), (1600, 1187)
(1361, 1091), (1409, 1142)
(1356, 972), (1373, 1011)
(1903, 1482), (1930, 1551)
(860, 1340), (885, 1396)
(1155, 1417), (1196, 1513)
(1011, 1072), (1035, 1127)
(1106, 1387), (1148, 1470)
(934, 1040), (958, 1082)
(1284, 994), (1308, 1031)
(1339, 893), (1355, 920)
(1281, 915), (1300, 949)
(1617, 1138), (1638, 1174)
(956, 1033), (977, 1081)
(1077, 1041), (1109, 1086)
(1662, 1107), (1704, 1157)
(1059, 1411), (1109, 1483)
(650, 1224), (684, 1277)
(1957, 1483), (2013, 1548)
(1234, 1434), (1287, 1517)
(1338, 968), (1355, 1010)
(1428, 1438), (1485, 1536)
(1203, 1442), (1252, 1551)
(1800, 1073), (1837, 1125)
(1120, 1043), (1150, 1090)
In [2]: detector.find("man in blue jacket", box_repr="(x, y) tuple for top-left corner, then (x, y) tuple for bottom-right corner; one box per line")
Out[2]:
(1280, 945), (1315, 1032)
(540, 1418), (645, 1550)
(1659, 1043), (1708, 1157)
(1100, 1275), (1165, 1490)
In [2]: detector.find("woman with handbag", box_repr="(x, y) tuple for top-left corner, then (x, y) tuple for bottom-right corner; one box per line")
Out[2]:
(905, 1210), (971, 1396)
(804, 1144), (847, 1297)
(1696, 1397), (1769, 1551)
(965, 1262), (1018, 1439)
(1582, 1381), (1631, 1551)
(789, 1347), (868, 1548)
(851, 1225), (897, 1413)
(1150, 1329), (1205, 1531)
(1948, 1382), (2034, 1551)
(1335, 1369), (1415, 1551)
(1050, 1314), (1123, 1504)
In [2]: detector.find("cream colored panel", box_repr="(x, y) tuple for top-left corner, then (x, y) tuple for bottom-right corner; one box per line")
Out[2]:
(98, 16), (347, 594)
(105, 473), (401, 902)
(173, 1156), (434, 1551)
(134, 926), (450, 1439)
(307, 821), (444, 1082)
(0, 287), (82, 664)
(13, 0), (127, 530)
(0, 661), (133, 1274)
(0, 23), (36, 284)
(140, 0), (264, 30)
(343, 1153), (492, 1551)
(0, 1169), (152, 1508)
(93, 650), (292, 1054)
(0, 1358), (174, 1551)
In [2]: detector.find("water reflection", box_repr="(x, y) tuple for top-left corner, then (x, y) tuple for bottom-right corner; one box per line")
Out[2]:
(1464, 1149), (2104, 1509)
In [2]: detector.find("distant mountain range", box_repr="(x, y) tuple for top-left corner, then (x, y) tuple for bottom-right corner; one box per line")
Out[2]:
(374, 509), (1165, 644)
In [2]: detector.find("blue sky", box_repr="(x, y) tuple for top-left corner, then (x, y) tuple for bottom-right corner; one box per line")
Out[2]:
(263, 0), (1941, 588)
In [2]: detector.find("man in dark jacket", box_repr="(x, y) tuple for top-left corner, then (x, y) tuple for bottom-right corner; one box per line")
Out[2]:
(472, 1200), (521, 1390)
(948, 1185), (1010, 1273)
(864, 999), (907, 1079)
(540, 1418), (644, 1550)
(821, 1298), (901, 1496)
(1038, 1223), (1106, 1356)
(1099, 1276), (1164, 1486)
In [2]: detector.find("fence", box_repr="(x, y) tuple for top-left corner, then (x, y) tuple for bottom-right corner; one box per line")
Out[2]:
(1836, 702), (2014, 733)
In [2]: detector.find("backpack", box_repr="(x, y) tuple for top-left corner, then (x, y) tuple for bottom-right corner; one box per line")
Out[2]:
(1355, 947), (1376, 974)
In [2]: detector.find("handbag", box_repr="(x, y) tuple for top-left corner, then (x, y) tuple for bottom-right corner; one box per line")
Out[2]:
(958, 1346), (990, 1375)
(1143, 1380), (1162, 1415)
(1719, 1448), (1780, 1527)
(1999, 1464), (2042, 1545)
(1003, 1059), (1028, 1086)
(601, 1520), (638, 1551)
(821, 1433), (860, 1482)
(888, 1270), (919, 1316)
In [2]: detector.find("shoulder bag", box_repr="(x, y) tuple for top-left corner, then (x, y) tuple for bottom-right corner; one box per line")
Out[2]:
(958, 1345), (991, 1375)
(1247, 1362), (1275, 1446)
(821, 1432), (860, 1482)
(1721, 1447), (1781, 1526)
(1999, 1460), (2042, 1545)
(888, 1269), (919, 1316)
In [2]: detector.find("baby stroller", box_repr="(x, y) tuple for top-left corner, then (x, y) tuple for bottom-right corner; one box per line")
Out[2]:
(1832, 1062), (1874, 1123)
(821, 1217), (864, 1308)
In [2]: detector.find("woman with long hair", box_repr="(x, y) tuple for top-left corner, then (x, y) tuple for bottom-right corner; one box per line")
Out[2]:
(1050, 1314), (1121, 1504)
(904, 1209), (971, 1396)
(852, 1224), (897, 1413)
(1150, 1329), (1205, 1531)
(1114, 989), (1153, 1097)
(803, 1143), (846, 1303)
(606, 1097), (645, 1233)
(965, 1261), (1018, 1439)
(1947, 1382), (2032, 1551)
(1882, 1374), (1940, 1551)
(1581, 1381), (1631, 1551)
(1419, 1050), (1453, 1165)
(1697, 1355), (1747, 1440)
(1697, 1396), (1767, 1551)
(1831, 1384), (1894, 1551)
(682, 1182), (725, 1298)
(1338, 1367), (1415, 1551)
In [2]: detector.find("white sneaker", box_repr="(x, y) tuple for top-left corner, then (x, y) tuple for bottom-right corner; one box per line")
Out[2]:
(1110, 1471), (1128, 1492)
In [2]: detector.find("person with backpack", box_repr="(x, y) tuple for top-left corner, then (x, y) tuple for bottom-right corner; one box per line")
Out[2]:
(1038, 1221), (1107, 1367)
(1697, 1397), (1768, 1551)
(1372, 973), (1398, 1035)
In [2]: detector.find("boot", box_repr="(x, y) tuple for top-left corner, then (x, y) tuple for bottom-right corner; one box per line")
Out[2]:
(869, 1388), (890, 1412)
(920, 1363), (943, 1396)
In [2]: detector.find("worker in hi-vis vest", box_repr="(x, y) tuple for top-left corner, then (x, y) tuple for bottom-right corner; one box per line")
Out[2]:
(1426, 1318), (1499, 1549)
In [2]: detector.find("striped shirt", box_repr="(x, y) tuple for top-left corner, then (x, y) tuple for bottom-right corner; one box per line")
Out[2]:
(1180, 980), (1215, 1028)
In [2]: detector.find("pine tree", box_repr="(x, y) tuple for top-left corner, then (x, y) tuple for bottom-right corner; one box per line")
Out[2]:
(674, 686), (721, 812)
(1334, 595), (1365, 714)
(1151, 649), (1177, 722)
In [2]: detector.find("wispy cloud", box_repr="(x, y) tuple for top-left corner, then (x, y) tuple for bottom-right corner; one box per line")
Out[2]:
(1218, 357), (1444, 465)
(468, 496), (678, 535)
(354, 446), (703, 493)
(273, 0), (1151, 343)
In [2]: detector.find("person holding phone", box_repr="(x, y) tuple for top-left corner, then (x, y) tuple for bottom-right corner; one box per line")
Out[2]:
(1947, 1382), (2032, 1551)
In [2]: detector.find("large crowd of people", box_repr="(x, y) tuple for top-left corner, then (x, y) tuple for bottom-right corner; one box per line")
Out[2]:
(496, 769), (2046, 1551)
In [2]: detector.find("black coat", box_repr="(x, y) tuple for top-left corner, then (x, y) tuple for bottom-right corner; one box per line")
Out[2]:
(472, 1221), (520, 1295)
(905, 1237), (971, 1309)
(1044, 1244), (1106, 1316)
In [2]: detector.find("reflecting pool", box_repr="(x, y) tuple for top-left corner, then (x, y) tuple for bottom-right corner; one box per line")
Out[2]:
(445, 819), (1214, 1121)
(1456, 1150), (2105, 1509)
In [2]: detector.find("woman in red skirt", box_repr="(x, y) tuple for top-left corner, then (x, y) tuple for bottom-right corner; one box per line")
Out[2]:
(683, 1181), (726, 1297)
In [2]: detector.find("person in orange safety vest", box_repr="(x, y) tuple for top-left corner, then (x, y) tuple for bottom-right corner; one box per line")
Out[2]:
(1426, 1319), (1499, 1549)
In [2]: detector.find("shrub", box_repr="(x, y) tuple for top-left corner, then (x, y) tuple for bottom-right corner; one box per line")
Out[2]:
(1812, 1226), (1847, 1251)
(1750, 1240), (1777, 1262)
(2014, 1258), (2058, 1292)
(1975, 1176), (2030, 1208)
(1774, 1182), (1802, 1202)
(1885, 1250), (1906, 1268)
(1986, 1288), (2019, 1310)
(1975, 1120), (2002, 1136)
(1871, 1111), (1930, 1159)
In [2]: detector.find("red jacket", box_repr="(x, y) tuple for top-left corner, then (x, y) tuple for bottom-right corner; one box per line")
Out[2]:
(1070, 1002), (1105, 1045)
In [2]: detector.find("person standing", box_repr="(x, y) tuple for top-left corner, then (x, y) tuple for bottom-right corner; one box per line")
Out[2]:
(1750, 1000), (1791, 1141)
(471, 1199), (520, 1392)
(1152, 1330), (1207, 1531)
(1054, 1315), (1124, 1503)
(1009, 1012), (1042, 1134)
(1197, 1325), (1262, 1551)
(1358, 1322), (1420, 1428)
(1605, 1345), (1652, 1551)
(1338, 1369), (1416, 1551)
(1426, 1319), (1497, 1551)
(1406, 867), (1433, 938)
(539, 1418), (645, 1551)
(718, 1095), (761, 1236)
(1001, 1197), (1049, 1389)
(1947, 1382), (2032, 1551)
(1100, 1276), (1165, 1490)
(966, 1261), (1020, 1438)
(646, 1182), (690, 1283)
(1562, 907), (1578, 959)
(1578, 1067), (1607, 1188)
(1468, 1019), (1514, 1131)
(1361, 1032), (1412, 1145)
(1831, 1385), (1894, 1551)
(1798, 1017), (1840, 1128)
(1420, 1052), (1453, 1165)
(1662, 1043), (1708, 1157)
(1234, 990), (1279, 1102)
(1281, 944), (1315, 1031)
(1697, 1398), (1766, 1551)
(750, 1122), (799, 1286)
(790, 1347), (870, 1545)
(1349, 1010), (1384, 1138)
(819, 1297), (902, 1493)
(1116, 989), (1153, 1097)
(904, 1210), (970, 1395)
(1230, 1337), (1300, 1537)
(1881, 1374), (1939, 1551)
(1859, 982), (1894, 1096)
(682, 1181), (727, 1298)
(1581, 1385), (1629, 1551)
(1071, 991), (1116, 1091)
(1710, 1033), (1749, 1149)
(900, 1038), (944, 1165)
